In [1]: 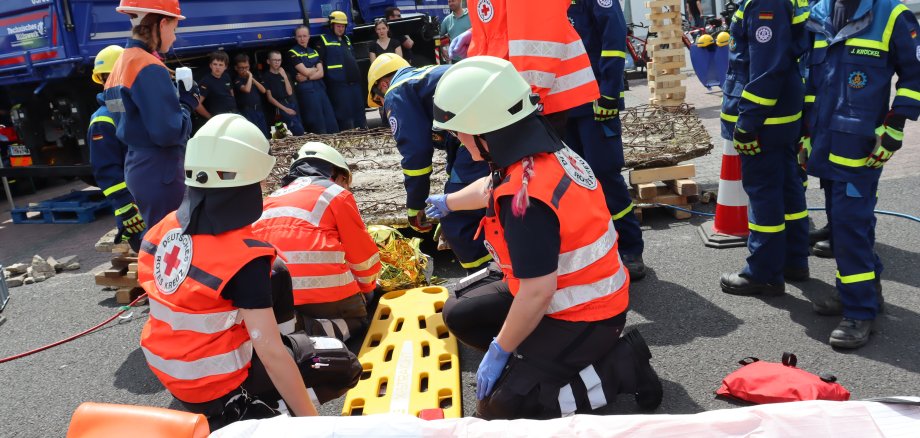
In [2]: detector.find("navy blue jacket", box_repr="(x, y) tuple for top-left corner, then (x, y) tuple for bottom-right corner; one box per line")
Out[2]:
(568, 0), (627, 123)
(316, 34), (360, 83)
(88, 94), (134, 213)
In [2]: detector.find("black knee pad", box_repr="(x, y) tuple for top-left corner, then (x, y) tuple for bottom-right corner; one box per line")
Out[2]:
(282, 331), (362, 404)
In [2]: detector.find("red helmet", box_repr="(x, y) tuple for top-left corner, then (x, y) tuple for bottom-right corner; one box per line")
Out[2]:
(116, 0), (185, 20)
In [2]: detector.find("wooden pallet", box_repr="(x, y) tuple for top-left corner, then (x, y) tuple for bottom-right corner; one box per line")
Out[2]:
(94, 239), (144, 304)
(645, 0), (687, 106)
(629, 164), (698, 221)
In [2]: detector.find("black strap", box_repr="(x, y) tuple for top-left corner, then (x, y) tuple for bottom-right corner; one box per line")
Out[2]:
(738, 357), (760, 366)
(782, 352), (798, 367)
(819, 373), (838, 383)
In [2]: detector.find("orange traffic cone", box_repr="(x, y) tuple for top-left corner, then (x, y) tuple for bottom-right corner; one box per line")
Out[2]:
(699, 138), (749, 248)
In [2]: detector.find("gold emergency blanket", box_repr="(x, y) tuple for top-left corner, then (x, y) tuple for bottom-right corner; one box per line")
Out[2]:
(368, 225), (433, 292)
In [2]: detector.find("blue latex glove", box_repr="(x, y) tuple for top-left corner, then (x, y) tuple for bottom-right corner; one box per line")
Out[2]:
(425, 194), (451, 220)
(449, 29), (472, 60)
(179, 81), (201, 112)
(476, 339), (511, 400)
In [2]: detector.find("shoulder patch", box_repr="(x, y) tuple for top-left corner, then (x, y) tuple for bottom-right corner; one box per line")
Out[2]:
(916, 45), (920, 61)
(477, 0), (495, 23)
(554, 147), (597, 190)
(755, 26), (773, 43)
(389, 115), (398, 135)
(597, 0), (613, 8)
(153, 228), (194, 294)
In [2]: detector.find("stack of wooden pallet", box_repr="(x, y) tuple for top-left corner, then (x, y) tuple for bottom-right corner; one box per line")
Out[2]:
(94, 232), (145, 304)
(645, 0), (687, 106)
(629, 163), (699, 221)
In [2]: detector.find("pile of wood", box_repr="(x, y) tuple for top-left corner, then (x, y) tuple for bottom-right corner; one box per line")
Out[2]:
(94, 229), (145, 304)
(645, 0), (687, 106)
(629, 163), (699, 221)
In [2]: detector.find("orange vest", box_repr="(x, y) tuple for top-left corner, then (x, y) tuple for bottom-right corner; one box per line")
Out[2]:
(467, 0), (599, 114)
(138, 213), (276, 404)
(483, 148), (629, 322)
(252, 177), (381, 305)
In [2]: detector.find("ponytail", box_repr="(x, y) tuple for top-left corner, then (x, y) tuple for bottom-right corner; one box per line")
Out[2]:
(511, 156), (535, 218)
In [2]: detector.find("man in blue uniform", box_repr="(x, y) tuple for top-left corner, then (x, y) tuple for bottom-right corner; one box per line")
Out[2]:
(367, 54), (492, 272)
(290, 25), (339, 134)
(89, 45), (145, 249)
(316, 11), (367, 130)
(718, 0), (811, 296)
(803, 0), (920, 348)
(566, 0), (646, 280)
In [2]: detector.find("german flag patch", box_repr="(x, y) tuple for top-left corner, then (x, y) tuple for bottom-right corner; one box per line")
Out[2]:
(911, 30), (917, 39)
(92, 134), (104, 141)
(759, 12), (774, 20)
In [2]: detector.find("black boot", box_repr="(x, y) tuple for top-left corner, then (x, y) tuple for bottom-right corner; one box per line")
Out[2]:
(809, 225), (831, 245)
(783, 266), (810, 283)
(811, 240), (833, 258)
(829, 318), (873, 349)
(621, 253), (647, 282)
(813, 280), (884, 316)
(622, 329), (662, 410)
(720, 273), (784, 296)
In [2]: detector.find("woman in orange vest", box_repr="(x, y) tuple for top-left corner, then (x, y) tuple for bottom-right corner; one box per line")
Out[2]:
(138, 114), (360, 430)
(426, 57), (662, 419)
(252, 142), (381, 342)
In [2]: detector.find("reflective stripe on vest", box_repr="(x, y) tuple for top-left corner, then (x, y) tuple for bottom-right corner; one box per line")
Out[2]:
(349, 253), (381, 272)
(149, 299), (241, 334)
(509, 39), (587, 61)
(558, 221), (617, 275)
(142, 341), (252, 381)
(257, 183), (344, 227)
(520, 66), (596, 96)
(285, 250), (346, 265)
(548, 257), (628, 314)
(292, 271), (355, 289)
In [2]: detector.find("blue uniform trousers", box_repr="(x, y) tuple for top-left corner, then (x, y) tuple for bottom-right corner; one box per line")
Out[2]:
(124, 147), (185, 237)
(442, 181), (490, 270)
(824, 179), (882, 320)
(240, 107), (269, 138)
(277, 98), (305, 136)
(564, 115), (644, 256)
(295, 82), (339, 134)
(327, 81), (366, 130)
(739, 127), (809, 284)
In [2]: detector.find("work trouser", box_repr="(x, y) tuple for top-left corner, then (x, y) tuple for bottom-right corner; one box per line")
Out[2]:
(442, 181), (490, 271)
(824, 179), (883, 320)
(239, 106), (269, 138)
(327, 81), (367, 130)
(443, 280), (637, 419)
(564, 113), (644, 257)
(295, 81), (339, 134)
(738, 127), (809, 284)
(295, 292), (369, 342)
(124, 147), (185, 239)
(276, 98), (305, 136)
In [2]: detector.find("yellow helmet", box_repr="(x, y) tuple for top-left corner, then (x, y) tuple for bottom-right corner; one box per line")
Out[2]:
(696, 34), (714, 48)
(367, 53), (410, 107)
(92, 45), (124, 84)
(716, 32), (730, 47)
(328, 10), (348, 25)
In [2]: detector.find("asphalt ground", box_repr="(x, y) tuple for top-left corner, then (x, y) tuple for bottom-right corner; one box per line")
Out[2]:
(1, 73), (919, 436)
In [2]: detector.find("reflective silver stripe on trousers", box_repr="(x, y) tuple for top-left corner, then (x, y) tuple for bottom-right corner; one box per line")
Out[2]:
(558, 384), (578, 416)
(349, 253), (380, 272)
(149, 299), (241, 334)
(285, 251), (346, 265)
(142, 341), (253, 380)
(548, 259), (628, 314)
(291, 271), (355, 289)
(580, 365), (607, 410)
(508, 39), (587, 61)
(558, 221), (617, 275)
(256, 183), (345, 227)
(518, 67), (597, 96)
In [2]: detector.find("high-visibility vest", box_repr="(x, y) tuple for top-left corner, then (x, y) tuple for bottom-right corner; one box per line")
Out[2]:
(467, 0), (600, 114)
(138, 213), (276, 404)
(252, 177), (381, 305)
(482, 148), (629, 322)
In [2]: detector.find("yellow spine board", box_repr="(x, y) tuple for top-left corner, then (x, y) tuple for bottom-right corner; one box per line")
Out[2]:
(341, 286), (461, 418)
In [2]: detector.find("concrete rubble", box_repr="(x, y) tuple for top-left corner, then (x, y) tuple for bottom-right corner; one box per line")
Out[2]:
(2, 254), (81, 288)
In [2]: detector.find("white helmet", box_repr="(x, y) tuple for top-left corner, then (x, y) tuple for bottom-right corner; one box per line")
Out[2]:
(433, 56), (538, 135)
(294, 142), (351, 183)
(185, 114), (275, 188)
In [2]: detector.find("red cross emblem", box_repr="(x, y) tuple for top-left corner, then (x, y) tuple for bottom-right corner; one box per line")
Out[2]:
(154, 229), (193, 294)
(163, 245), (182, 276)
(480, 3), (490, 16)
(477, 0), (494, 22)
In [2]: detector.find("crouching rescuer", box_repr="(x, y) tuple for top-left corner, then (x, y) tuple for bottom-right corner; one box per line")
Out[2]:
(426, 57), (663, 419)
(252, 142), (382, 342)
(137, 114), (360, 431)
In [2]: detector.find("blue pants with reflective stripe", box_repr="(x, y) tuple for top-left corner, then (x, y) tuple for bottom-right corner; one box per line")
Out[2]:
(564, 115), (644, 256)
(296, 82), (339, 134)
(327, 81), (367, 130)
(124, 147), (185, 240)
(738, 127), (809, 284)
(825, 179), (882, 320)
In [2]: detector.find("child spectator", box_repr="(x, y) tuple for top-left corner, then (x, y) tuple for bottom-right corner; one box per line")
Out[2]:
(262, 50), (305, 136)
(232, 53), (269, 138)
(197, 50), (237, 119)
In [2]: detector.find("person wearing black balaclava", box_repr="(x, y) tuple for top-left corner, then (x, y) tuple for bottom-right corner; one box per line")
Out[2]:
(137, 114), (360, 430)
(424, 56), (662, 420)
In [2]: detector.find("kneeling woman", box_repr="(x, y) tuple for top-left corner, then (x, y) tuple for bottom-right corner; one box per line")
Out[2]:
(426, 57), (663, 419)
(137, 114), (360, 430)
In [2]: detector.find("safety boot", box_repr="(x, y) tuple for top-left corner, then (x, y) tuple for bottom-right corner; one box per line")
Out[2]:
(809, 225), (831, 245)
(783, 267), (810, 283)
(811, 240), (833, 258)
(621, 253), (647, 282)
(720, 273), (784, 296)
(622, 329), (663, 411)
(813, 280), (884, 316)
(829, 318), (873, 349)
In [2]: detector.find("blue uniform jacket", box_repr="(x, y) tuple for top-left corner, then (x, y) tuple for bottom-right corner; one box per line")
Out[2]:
(288, 44), (326, 90)
(568, 0), (627, 125)
(88, 94), (133, 212)
(804, 0), (920, 182)
(316, 34), (357, 83)
(383, 65), (491, 215)
(720, 0), (810, 139)
(103, 39), (192, 150)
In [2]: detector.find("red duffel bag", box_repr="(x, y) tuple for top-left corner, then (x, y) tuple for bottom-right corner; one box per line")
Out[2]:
(716, 353), (851, 404)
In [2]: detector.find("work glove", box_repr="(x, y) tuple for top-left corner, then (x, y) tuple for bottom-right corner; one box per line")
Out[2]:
(866, 112), (905, 168)
(114, 203), (146, 243)
(407, 209), (433, 233)
(732, 128), (760, 155)
(593, 95), (619, 121)
(178, 81), (201, 112)
(448, 29), (472, 60)
(424, 194), (451, 220)
(477, 338), (511, 400)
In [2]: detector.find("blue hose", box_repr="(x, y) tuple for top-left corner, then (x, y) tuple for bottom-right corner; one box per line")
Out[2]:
(651, 203), (920, 224)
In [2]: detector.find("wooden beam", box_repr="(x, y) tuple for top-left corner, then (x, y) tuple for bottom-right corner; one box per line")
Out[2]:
(629, 164), (696, 185)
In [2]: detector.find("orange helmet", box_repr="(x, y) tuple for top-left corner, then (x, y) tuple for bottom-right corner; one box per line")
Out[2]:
(116, 0), (185, 21)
